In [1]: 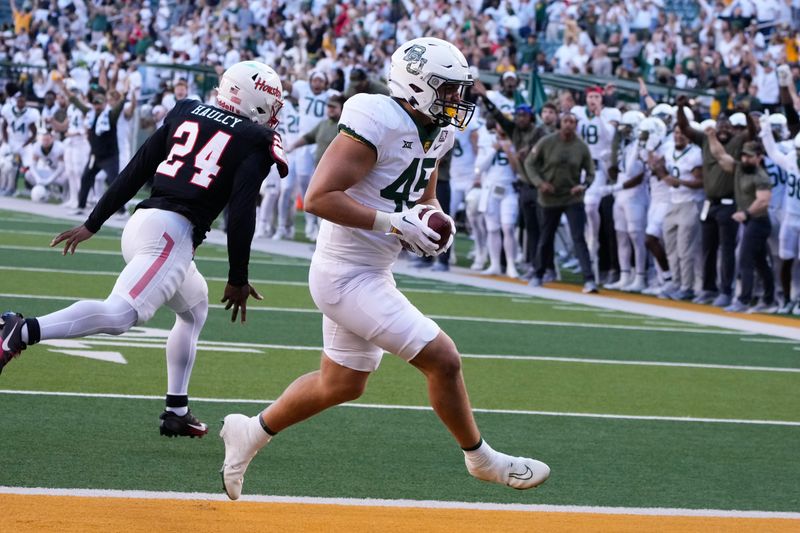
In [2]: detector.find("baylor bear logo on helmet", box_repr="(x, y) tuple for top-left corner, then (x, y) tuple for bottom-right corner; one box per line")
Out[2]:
(403, 45), (427, 75)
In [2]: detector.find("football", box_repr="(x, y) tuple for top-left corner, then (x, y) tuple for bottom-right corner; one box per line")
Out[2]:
(418, 206), (453, 253)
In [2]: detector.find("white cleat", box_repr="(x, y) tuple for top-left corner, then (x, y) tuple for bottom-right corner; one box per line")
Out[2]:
(466, 451), (550, 490)
(622, 276), (647, 293)
(219, 414), (270, 500)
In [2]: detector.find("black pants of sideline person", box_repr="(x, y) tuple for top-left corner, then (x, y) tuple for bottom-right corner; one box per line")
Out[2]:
(77, 154), (119, 210)
(737, 216), (774, 305)
(519, 183), (541, 269)
(702, 202), (738, 296)
(536, 202), (594, 282)
(598, 194), (619, 276)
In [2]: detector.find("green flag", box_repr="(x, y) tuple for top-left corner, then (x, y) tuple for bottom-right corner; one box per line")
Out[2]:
(529, 70), (547, 112)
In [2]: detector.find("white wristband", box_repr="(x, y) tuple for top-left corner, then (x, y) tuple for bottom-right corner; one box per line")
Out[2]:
(373, 210), (392, 233)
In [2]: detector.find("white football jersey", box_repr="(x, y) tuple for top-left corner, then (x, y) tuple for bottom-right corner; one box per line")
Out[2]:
(66, 104), (88, 139)
(575, 106), (615, 166)
(450, 114), (481, 187)
(2, 106), (40, 150)
(275, 98), (301, 147)
(292, 80), (335, 137)
(616, 141), (648, 203)
(315, 93), (455, 267)
(666, 144), (704, 204)
(28, 140), (65, 184)
(475, 131), (515, 188)
(646, 141), (672, 205)
(765, 139), (793, 215)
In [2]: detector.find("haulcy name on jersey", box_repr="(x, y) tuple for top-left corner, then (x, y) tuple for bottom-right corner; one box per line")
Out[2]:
(189, 104), (244, 128)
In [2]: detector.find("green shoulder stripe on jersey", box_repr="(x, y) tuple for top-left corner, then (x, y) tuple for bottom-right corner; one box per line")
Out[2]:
(339, 125), (377, 153)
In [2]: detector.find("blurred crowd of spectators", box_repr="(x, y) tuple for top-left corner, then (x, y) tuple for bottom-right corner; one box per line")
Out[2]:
(1, 0), (797, 114)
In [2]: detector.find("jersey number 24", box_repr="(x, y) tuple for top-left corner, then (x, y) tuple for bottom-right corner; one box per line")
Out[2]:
(156, 121), (231, 189)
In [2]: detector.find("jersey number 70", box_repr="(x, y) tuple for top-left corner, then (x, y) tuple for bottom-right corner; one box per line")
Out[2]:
(156, 121), (232, 189)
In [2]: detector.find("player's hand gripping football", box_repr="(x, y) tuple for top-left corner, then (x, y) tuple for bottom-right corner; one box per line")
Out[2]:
(221, 283), (263, 323)
(50, 224), (95, 255)
(386, 204), (441, 257)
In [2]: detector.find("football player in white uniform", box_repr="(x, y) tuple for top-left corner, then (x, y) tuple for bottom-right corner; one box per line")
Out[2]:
(258, 96), (300, 239)
(1, 93), (40, 195)
(220, 38), (550, 500)
(62, 84), (91, 208)
(450, 107), (481, 235)
(290, 71), (335, 240)
(604, 111), (649, 292)
(25, 130), (66, 195)
(637, 117), (675, 295)
(655, 128), (705, 300)
(575, 87), (616, 280)
(476, 124), (521, 277)
(760, 116), (800, 313)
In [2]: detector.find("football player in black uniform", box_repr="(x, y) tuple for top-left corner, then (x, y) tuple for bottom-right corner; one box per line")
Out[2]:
(0, 61), (288, 438)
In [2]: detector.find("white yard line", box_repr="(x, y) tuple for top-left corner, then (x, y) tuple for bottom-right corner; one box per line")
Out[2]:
(0, 486), (797, 519)
(0, 389), (797, 426)
(43, 334), (797, 373)
(0, 292), (750, 335)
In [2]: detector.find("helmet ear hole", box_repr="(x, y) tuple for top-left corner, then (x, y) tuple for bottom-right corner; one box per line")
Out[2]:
(409, 84), (424, 94)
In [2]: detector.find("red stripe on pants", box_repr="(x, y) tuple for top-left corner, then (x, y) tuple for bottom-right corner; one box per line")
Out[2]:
(129, 232), (175, 299)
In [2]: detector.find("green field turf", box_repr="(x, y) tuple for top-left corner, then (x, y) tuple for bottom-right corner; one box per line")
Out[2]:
(0, 210), (798, 512)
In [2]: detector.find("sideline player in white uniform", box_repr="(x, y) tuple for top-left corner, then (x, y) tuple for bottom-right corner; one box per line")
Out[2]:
(760, 116), (800, 313)
(62, 84), (92, 208)
(258, 96), (300, 239)
(476, 124), (520, 277)
(637, 117), (675, 294)
(220, 38), (550, 500)
(574, 87), (615, 279)
(449, 107), (480, 228)
(290, 71), (335, 240)
(604, 111), (649, 292)
(657, 128), (705, 300)
(1, 93), (40, 195)
(25, 130), (66, 200)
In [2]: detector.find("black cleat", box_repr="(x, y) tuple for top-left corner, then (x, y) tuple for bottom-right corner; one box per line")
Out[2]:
(0, 312), (26, 376)
(159, 409), (209, 438)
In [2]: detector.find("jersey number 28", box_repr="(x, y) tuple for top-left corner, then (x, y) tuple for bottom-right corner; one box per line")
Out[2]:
(156, 121), (231, 188)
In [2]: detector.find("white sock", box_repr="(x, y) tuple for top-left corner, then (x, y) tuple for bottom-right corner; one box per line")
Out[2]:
(464, 440), (497, 469)
(166, 406), (189, 417)
(249, 415), (272, 448)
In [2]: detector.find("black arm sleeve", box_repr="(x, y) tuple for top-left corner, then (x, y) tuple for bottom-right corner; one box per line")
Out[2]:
(676, 105), (704, 146)
(782, 87), (800, 137)
(480, 95), (515, 137)
(225, 152), (272, 286)
(84, 124), (169, 233)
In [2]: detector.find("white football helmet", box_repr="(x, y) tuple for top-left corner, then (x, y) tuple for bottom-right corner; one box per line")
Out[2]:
(729, 112), (747, 128)
(638, 116), (667, 152)
(31, 184), (49, 203)
(602, 107), (622, 125)
(619, 110), (644, 140)
(651, 103), (675, 128)
(700, 118), (717, 131)
(388, 37), (475, 129)
(216, 61), (283, 129)
(769, 113), (789, 140)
